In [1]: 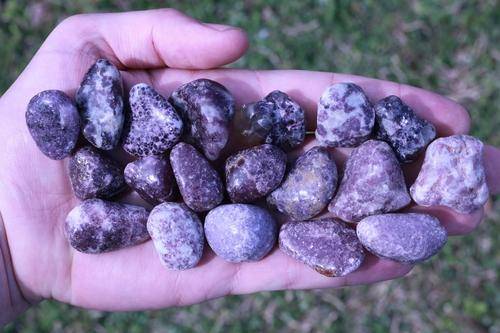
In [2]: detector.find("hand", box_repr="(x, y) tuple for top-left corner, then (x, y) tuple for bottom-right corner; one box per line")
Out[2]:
(0, 8), (498, 316)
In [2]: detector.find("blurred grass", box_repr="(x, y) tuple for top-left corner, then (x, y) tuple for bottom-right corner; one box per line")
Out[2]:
(1, 0), (499, 332)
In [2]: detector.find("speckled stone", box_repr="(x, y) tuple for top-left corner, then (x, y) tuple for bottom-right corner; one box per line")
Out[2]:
(123, 83), (183, 157)
(26, 90), (80, 160)
(226, 144), (287, 203)
(65, 199), (149, 253)
(329, 140), (411, 222)
(267, 146), (337, 220)
(237, 90), (306, 150)
(170, 142), (223, 212)
(124, 155), (176, 205)
(147, 203), (204, 270)
(205, 204), (278, 263)
(76, 59), (124, 150)
(374, 95), (436, 163)
(410, 135), (489, 214)
(69, 146), (126, 200)
(279, 219), (365, 277)
(315, 82), (374, 147)
(170, 79), (235, 160)
(357, 213), (447, 264)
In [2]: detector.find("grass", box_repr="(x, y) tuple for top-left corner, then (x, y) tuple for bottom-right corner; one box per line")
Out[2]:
(1, 0), (499, 332)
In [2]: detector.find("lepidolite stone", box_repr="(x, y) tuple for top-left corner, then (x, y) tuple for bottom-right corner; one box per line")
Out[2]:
(65, 199), (149, 253)
(357, 213), (447, 264)
(147, 203), (204, 270)
(69, 146), (126, 200)
(26, 90), (80, 160)
(267, 146), (337, 220)
(170, 79), (235, 160)
(226, 144), (287, 203)
(237, 90), (305, 150)
(123, 84), (183, 157)
(76, 59), (124, 150)
(315, 82), (374, 147)
(374, 95), (436, 163)
(410, 135), (489, 214)
(205, 204), (277, 263)
(124, 155), (176, 205)
(329, 140), (411, 222)
(279, 219), (365, 277)
(170, 143), (223, 212)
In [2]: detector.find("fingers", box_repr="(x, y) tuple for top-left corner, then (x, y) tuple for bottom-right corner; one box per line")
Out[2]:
(484, 145), (500, 195)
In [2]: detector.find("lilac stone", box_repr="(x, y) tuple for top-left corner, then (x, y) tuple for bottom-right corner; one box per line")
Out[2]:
(329, 140), (411, 222)
(65, 199), (149, 254)
(147, 203), (204, 270)
(26, 90), (80, 160)
(315, 82), (375, 147)
(357, 213), (447, 264)
(279, 219), (365, 277)
(205, 204), (278, 263)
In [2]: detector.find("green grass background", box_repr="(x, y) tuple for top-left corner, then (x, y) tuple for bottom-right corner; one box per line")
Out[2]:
(1, 0), (499, 332)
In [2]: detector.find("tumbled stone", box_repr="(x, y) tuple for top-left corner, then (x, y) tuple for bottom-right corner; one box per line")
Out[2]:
(76, 59), (124, 150)
(315, 82), (374, 147)
(279, 219), (365, 277)
(170, 142), (223, 212)
(374, 95), (436, 163)
(170, 79), (235, 160)
(410, 135), (489, 214)
(124, 155), (176, 205)
(26, 90), (80, 160)
(329, 140), (411, 222)
(147, 203), (204, 270)
(205, 204), (277, 263)
(226, 144), (287, 203)
(237, 90), (306, 150)
(357, 213), (447, 264)
(69, 146), (126, 200)
(65, 199), (149, 253)
(267, 146), (337, 220)
(123, 83), (183, 157)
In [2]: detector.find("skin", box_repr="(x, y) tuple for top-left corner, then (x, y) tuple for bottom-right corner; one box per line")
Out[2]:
(0, 8), (499, 325)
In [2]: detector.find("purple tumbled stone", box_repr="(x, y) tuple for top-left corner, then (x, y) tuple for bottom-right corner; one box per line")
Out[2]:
(65, 199), (149, 254)
(329, 140), (411, 222)
(170, 142), (223, 212)
(225, 144), (287, 203)
(357, 213), (447, 264)
(410, 135), (489, 214)
(205, 204), (277, 263)
(26, 90), (80, 160)
(279, 219), (365, 277)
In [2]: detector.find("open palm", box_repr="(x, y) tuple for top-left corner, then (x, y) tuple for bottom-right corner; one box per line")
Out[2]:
(0, 9), (499, 313)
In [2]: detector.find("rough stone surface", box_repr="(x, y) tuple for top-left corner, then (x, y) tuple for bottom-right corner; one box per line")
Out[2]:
(69, 146), (126, 200)
(410, 135), (489, 214)
(170, 79), (235, 160)
(374, 95), (436, 163)
(315, 82), (374, 147)
(226, 144), (287, 203)
(357, 213), (447, 264)
(237, 90), (306, 150)
(205, 204), (277, 263)
(279, 219), (365, 277)
(123, 83), (183, 157)
(170, 142), (223, 212)
(26, 90), (80, 160)
(65, 199), (149, 253)
(147, 203), (204, 270)
(76, 59), (124, 150)
(124, 155), (176, 205)
(268, 146), (337, 220)
(329, 140), (411, 222)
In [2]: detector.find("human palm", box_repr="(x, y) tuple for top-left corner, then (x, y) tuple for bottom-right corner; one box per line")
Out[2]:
(0, 9), (498, 312)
